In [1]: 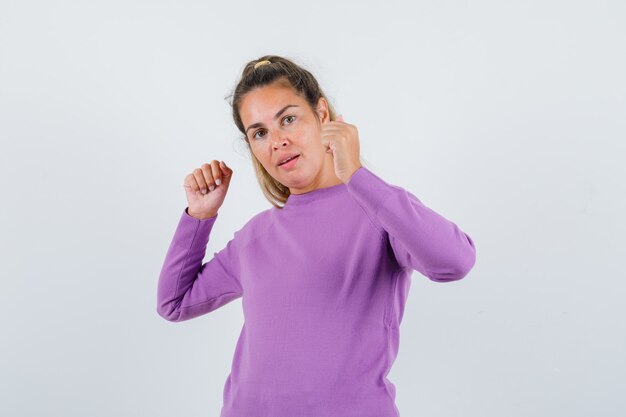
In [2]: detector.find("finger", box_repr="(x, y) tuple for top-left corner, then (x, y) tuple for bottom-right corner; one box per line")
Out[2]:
(322, 122), (348, 129)
(201, 163), (218, 192)
(220, 160), (233, 177)
(184, 173), (201, 193)
(209, 160), (222, 188)
(320, 130), (344, 140)
(194, 166), (210, 194)
(321, 126), (345, 133)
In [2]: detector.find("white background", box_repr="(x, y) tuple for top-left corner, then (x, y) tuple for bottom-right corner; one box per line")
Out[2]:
(1, 1), (624, 416)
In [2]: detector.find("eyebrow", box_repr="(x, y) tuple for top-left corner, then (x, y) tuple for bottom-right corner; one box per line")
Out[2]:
(245, 104), (300, 134)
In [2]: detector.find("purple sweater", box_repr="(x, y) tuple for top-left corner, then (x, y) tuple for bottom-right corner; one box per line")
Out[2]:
(157, 166), (476, 417)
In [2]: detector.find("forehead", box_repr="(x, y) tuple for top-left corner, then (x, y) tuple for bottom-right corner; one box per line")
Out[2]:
(240, 83), (306, 122)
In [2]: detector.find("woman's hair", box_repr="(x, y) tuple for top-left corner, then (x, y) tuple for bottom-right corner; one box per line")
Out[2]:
(226, 54), (366, 209)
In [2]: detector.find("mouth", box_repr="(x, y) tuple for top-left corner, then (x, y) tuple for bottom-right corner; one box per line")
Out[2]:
(278, 154), (300, 167)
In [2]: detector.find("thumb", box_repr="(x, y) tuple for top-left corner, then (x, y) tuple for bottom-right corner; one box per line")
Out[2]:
(220, 161), (233, 181)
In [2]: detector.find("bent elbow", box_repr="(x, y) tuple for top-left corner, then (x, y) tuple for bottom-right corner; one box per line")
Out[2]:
(428, 245), (476, 283)
(427, 269), (467, 282)
(156, 302), (183, 322)
(461, 233), (477, 275)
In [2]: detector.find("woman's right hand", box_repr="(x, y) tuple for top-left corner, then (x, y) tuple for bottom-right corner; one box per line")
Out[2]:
(183, 160), (233, 219)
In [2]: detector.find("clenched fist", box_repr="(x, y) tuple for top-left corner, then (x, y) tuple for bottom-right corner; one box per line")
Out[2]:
(183, 160), (233, 219)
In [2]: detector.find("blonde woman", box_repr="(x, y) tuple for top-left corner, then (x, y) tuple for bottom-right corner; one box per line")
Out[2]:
(157, 55), (477, 417)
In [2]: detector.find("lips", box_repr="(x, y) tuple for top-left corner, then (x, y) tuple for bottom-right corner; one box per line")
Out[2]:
(278, 154), (300, 166)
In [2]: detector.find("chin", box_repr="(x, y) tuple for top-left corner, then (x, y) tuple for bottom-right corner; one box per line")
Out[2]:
(281, 173), (309, 188)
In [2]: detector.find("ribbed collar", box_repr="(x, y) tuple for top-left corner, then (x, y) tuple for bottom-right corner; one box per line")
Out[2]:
(283, 182), (347, 208)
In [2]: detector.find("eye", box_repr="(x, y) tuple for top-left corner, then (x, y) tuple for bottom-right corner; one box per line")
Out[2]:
(252, 129), (266, 140)
(251, 116), (294, 140)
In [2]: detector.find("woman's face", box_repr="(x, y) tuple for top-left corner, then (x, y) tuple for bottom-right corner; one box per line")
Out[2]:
(239, 81), (340, 194)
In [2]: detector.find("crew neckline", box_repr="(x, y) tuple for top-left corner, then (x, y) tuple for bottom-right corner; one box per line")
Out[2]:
(283, 182), (347, 207)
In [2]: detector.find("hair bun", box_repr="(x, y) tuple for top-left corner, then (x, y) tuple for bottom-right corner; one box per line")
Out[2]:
(254, 60), (272, 69)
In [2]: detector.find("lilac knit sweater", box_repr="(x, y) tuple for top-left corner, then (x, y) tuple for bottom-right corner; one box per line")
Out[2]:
(157, 166), (476, 417)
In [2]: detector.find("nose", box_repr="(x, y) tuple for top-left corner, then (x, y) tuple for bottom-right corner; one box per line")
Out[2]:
(272, 133), (289, 149)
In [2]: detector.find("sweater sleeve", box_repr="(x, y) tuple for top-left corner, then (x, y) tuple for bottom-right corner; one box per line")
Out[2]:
(156, 207), (244, 322)
(345, 166), (476, 282)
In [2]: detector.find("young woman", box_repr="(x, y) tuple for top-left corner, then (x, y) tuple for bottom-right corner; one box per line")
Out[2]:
(157, 55), (477, 417)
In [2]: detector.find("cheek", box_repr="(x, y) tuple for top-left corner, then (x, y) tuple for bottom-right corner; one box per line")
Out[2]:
(250, 144), (270, 163)
(301, 126), (322, 147)
(260, 152), (273, 168)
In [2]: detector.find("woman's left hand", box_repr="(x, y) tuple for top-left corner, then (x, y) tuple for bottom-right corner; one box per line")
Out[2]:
(320, 114), (362, 184)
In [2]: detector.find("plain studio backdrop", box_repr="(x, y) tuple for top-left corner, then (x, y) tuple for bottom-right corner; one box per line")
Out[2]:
(1, 0), (624, 416)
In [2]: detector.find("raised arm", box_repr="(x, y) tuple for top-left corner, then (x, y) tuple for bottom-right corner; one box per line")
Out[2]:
(156, 207), (243, 322)
(346, 166), (476, 282)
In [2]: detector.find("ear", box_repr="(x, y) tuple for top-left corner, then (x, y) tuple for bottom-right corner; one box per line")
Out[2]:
(316, 97), (329, 123)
